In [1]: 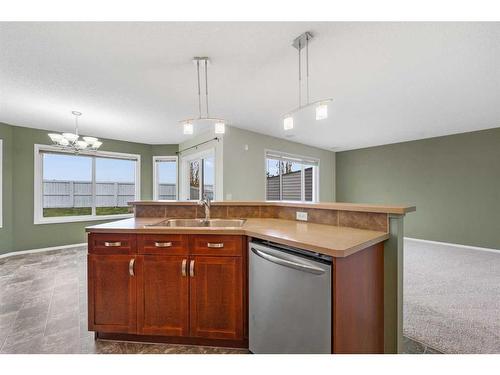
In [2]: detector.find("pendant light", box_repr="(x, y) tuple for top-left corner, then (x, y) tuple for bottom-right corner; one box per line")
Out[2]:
(48, 111), (102, 152)
(180, 57), (227, 135)
(283, 32), (333, 130)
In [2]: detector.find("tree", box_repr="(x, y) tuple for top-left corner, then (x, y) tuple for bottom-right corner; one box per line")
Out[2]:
(190, 162), (199, 187)
(282, 161), (293, 174)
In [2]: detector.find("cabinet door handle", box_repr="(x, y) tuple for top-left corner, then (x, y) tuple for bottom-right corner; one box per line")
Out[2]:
(189, 260), (195, 277)
(154, 242), (173, 248)
(207, 242), (224, 248)
(129, 258), (135, 276)
(104, 241), (121, 247)
(181, 259), (187, 277)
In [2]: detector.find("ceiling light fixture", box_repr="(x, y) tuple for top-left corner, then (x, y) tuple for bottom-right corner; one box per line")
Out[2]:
(48, 111), (102, 152)
(183, 121), (194, 135)
(283, 32), (333, 131)
(179, 57), (227, 135)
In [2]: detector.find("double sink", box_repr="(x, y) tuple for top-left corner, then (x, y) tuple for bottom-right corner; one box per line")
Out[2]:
(147, 218), (247, 228)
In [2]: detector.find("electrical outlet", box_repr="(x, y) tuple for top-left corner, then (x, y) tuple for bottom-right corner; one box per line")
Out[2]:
(296, 211), (308, 221)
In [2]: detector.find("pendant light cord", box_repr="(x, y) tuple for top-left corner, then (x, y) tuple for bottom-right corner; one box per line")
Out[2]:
(298, 40), (302, 107)
(196, 60), (202, 118)
(205, 59), (209, 118)
(306, 35), (310, 105)
(74, 113), (79, 137)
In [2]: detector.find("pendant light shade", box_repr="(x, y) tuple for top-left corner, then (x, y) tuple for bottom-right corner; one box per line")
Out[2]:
(48, 133), (64, 143)
(179, 57), (228, 135)
(76, 140), (88, 149)
(214, 122), (225, 134)
(83, 136), (98, 145)
(183, 122), (194, 135)
(315, 102), (328, 120)
(62, 132), (79, 142)
(282, 32), (333, 130)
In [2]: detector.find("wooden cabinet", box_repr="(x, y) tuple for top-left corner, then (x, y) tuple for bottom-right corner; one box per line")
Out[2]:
(189, 256), (244, 340)
(88, 254), (138, 333)
(191, 235), (244, 257)
(87, 233), (246, 345)
(89, 233), (136, 255)
(137, 255), (189, 336)
(138, 234), (188, 255)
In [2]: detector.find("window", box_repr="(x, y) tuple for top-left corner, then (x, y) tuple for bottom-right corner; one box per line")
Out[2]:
(153, 156), (178, 200)
(34, 145), (140, 224)
(265, 150), (319, 202)
(181, 149), (215, 200)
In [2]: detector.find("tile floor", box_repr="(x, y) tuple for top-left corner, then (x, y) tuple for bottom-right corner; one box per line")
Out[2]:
(0, 246), (440, 354)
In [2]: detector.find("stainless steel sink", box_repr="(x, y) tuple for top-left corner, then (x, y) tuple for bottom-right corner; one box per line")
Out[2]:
(148, 218), (246, 228)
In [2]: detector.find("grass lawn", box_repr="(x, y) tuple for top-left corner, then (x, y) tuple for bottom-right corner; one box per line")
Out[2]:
(96, 207), (130, 215)
(43, 207), (130, 217)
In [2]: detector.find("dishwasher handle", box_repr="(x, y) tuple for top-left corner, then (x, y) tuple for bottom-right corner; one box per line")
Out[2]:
(251, 246), (326, 275)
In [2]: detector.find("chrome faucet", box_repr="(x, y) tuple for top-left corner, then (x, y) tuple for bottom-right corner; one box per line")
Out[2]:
(198, 193), (211, 221)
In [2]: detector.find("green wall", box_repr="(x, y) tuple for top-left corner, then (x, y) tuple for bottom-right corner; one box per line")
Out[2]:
(336, 127), (500, 249)
(0, 123), (14, 252)
(223, 126), (336, 202)
(0, 122), (177, 254)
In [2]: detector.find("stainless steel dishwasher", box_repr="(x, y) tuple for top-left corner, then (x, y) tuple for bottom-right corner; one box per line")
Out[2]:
(249, 240), (332, 354)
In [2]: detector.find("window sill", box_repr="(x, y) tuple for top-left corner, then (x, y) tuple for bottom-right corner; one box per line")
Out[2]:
(34, 213), (133, 225)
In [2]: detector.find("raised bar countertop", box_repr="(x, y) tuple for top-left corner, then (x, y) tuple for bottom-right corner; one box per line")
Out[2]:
(86, 217), (390, 258)
(129, 200), (416, 215)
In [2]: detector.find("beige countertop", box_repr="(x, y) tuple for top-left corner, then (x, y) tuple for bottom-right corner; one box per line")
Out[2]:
(86, 217), (389, 258)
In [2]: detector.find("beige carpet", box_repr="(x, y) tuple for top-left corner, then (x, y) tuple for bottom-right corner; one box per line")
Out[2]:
(403, 239), (500, 354)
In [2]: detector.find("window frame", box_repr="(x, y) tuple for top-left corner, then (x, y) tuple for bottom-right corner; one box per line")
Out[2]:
(152, 155), (178, 200)
(34, 144), (141, 225)
(180, 148), (216, 201)
(264, 149), (320, 202)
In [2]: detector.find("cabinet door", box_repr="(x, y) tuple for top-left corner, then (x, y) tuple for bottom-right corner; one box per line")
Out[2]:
(189, 256), (243, 340)
(88, 254), (137, 333)
(137, 255), (189, 336)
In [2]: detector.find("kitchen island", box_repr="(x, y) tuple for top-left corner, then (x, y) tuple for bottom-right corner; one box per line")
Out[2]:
(86, 201), (415, 354)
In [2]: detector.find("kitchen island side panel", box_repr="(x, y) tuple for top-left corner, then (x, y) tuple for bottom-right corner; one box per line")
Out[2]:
(333, 242), (384, 354)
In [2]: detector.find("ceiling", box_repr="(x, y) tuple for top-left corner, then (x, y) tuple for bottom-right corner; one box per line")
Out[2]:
(1, 22), (499, 151)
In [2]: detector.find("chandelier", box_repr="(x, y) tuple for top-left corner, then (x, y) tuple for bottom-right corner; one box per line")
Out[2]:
(283, 32), (333, 131)
(179, 57), (227, 135)
(48, 111), (102, 152)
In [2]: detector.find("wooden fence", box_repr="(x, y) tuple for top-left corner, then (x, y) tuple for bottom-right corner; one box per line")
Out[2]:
(43, 181), (213, 206)
(43, 180), (136, 208)
(266, 167), (313, 201)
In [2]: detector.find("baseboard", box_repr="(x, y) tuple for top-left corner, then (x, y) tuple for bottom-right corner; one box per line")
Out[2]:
(0, 242), (87, 259)
(404, 237), (499, 254)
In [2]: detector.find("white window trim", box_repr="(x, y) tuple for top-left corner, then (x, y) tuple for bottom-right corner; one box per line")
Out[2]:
(180, 148), (219, 201)
(34, 144), (141, 225)
(264, 149), (320, 202)
(0, 139), (3, 228)
(153, 155), (178, 200)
